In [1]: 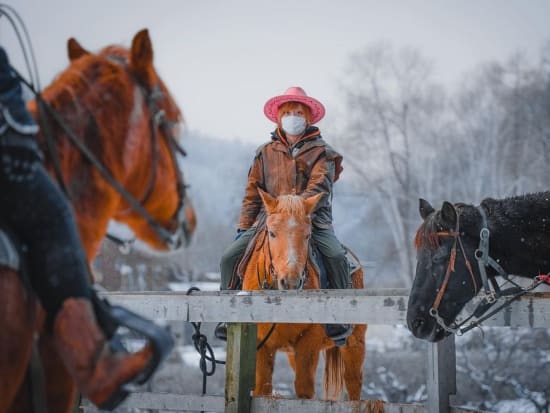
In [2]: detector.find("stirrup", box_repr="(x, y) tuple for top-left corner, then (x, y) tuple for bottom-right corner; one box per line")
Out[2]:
(91, 293), (174, 385)
(214, 322), (228, 341)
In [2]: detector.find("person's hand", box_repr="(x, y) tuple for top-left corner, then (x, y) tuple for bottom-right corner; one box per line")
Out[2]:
(0, 128), (43, 182)
(235, 229), (246, 240)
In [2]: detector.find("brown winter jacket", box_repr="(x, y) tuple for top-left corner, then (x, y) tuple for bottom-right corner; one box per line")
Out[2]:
(237, 126), (343, 231)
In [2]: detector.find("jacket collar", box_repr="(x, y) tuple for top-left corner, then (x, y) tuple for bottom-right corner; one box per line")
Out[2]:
(271, 126), (321, 147)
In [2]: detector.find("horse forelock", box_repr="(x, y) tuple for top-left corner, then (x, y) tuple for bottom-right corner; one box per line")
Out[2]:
(273, 195), (308, 220)
(414, 215), (442, 251)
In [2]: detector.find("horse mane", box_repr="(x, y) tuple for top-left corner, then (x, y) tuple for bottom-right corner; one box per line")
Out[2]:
(414, 191), (550, 251)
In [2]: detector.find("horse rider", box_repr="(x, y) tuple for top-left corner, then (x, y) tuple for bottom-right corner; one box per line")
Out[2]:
(215, 86), (352, 344)
(0, 46), (173, 410)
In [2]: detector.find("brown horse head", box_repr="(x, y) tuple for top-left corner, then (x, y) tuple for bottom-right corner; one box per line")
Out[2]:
(30, 29), (196, 259)
(259, 189), (323, 290)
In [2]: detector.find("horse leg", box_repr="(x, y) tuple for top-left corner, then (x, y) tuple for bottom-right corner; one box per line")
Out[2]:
(286, 352), (296, 373)
(0, 269), (37, 413)
(293, 342), (320, 399)
(39, 334), (79, 413)
(254, 345), (276, 396)
(340, 325), (367, 400)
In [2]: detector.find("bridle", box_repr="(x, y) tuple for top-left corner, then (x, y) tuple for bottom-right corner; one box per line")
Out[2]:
(112, 76), (192, 249)
(428, 205), (546, 336)
(16, 57), (192, 251)
(257, 227), (307, 291)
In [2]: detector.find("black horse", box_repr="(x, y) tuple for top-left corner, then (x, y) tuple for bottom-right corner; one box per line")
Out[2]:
(407, 192), (550, 342)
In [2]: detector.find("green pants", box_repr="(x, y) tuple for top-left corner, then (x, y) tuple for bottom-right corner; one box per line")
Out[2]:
(219, 226), (351, 290)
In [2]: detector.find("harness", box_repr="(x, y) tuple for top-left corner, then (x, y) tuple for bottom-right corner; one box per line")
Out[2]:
(429, 205), (547, 336)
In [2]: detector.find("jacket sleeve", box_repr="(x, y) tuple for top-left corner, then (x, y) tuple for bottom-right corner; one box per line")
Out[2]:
(302, 146), (343, 208)
(237, 152), (265, 230)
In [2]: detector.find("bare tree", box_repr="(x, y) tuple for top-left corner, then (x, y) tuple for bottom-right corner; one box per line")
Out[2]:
(336, 43), (447, 286)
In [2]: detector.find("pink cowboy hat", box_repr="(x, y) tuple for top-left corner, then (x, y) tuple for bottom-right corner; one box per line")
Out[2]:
(263, 86), (326, 124)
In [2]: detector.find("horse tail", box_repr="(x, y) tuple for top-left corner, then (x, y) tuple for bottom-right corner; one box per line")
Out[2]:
(323, 347), (344, 400)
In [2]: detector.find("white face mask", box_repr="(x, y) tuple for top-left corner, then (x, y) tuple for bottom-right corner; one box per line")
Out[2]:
(281, 115), (307, 136)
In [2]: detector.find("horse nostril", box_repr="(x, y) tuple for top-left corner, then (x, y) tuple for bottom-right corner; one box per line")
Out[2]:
(413, 318), (425, 329)
(279, 278), (287, 290)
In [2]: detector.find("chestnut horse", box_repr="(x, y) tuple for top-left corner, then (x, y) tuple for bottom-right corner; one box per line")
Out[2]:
(0, 30), (196, 413)
(242, 190), (366, 400)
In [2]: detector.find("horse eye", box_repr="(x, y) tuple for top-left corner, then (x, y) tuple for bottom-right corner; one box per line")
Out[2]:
(269, 231), (276, 238)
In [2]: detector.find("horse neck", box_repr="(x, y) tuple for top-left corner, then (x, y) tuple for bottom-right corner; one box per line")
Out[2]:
(480, 194), (550, 275)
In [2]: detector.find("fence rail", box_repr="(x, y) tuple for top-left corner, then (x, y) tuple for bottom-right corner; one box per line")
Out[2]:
(102, 289), (550, 326)
(93, 289), (550, 413)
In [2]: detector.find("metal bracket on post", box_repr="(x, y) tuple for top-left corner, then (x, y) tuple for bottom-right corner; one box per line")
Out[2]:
(225, 323), (257, 413)
(427, 335), (456, 413)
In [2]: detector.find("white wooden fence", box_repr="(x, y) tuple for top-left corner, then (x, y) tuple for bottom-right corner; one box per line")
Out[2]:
(82, 289), (550, 413)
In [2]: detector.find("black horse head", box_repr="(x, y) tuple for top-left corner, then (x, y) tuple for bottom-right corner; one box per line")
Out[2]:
(407, 193), (550, 342)
(407, 199), (482, 342)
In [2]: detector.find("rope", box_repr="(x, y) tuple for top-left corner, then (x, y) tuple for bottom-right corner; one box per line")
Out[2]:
(184, 284), (276, 406)
(186, 287), (224, 412)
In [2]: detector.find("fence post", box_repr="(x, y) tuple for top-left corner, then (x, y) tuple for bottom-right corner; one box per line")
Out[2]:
(426, 335), (456, 413)
(225, 323), (257, 413)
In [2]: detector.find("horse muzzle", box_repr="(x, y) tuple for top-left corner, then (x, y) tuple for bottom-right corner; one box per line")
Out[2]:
(168, 201), (195, 250)
(407, 307), (450, 342)
(277, 272), (306, 291)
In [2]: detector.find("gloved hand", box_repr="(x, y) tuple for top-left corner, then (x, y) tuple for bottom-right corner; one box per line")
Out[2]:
(235, 229), (246, 240)
(0, 128), (44, 182)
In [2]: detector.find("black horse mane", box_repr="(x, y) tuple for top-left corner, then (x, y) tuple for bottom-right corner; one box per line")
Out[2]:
(415, 191), (550, 276)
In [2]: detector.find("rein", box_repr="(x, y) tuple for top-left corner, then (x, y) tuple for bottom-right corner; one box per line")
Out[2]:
(256, 229), (277, 290)
(429, 205), (547, 336)
(253, 226), (307, 349)
(12, 64), (189, 250)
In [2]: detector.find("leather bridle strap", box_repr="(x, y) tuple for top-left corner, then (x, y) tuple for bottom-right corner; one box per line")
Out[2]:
(431, 237), (457, 312)
(34, 92), (177, 246)
(430, 216), (479, 314)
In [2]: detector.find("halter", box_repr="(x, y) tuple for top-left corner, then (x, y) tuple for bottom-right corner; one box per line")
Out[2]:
(428, 205), (546, 335)
(15, 58), (191, 251)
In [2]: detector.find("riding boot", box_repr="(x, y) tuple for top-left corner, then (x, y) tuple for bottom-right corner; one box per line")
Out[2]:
(52, 297), (155, 410)
(217, 232), (250, 342)
(215, 277), (241, 342)
(214, 278), (243, 342)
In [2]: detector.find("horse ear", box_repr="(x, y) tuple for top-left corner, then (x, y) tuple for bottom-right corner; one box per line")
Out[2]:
(419, 198), (435, 220)
(67, 38), (90, 61)
(441, 201), (458, 228)
(258, 188), (277, 215)
(129, 29), (155, 87)
(304, 192), (324, 216)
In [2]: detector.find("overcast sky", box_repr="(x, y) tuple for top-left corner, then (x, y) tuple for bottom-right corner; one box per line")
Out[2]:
(3, 1), (550, 144)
